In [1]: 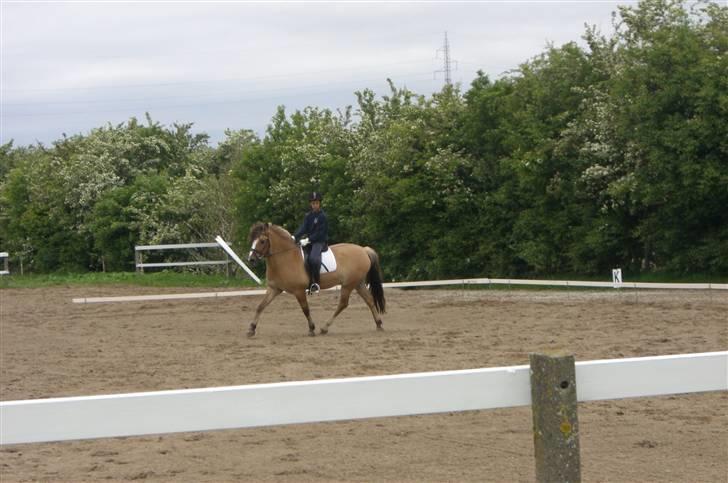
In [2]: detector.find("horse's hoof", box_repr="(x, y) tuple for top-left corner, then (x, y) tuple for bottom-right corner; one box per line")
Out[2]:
(376, 325), (384, 331)
(320, 327), (328, 335)
(247, 330), (256, 338)
(308, 331), (316, 337)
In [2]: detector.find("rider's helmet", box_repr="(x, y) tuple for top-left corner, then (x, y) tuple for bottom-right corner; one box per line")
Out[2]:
(309, 191), (323, 202)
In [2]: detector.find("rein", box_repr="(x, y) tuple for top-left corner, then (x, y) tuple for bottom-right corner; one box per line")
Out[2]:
(252, 241), (300, 259)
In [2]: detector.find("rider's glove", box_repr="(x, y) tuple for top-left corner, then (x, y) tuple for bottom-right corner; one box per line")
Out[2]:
(300, 237), (310, 247)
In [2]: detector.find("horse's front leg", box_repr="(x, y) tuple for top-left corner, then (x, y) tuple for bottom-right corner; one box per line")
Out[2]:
(248, 287), (282, 337)
(293, 290), (316, 336)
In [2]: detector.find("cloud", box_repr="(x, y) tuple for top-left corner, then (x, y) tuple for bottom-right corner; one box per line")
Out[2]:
(1, 1), (622, 146)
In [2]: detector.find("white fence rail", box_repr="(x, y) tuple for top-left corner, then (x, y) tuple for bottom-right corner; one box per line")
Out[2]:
(384, 277), (728, 290)
(215, 236), (261, 284)
(135, 242), (230, 273)
(0, 251), (8, 275)
(72, 277), (728, 304)
(1, 351), (725, 445)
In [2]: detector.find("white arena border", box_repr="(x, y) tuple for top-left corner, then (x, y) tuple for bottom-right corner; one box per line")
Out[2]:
(1, 351), (725, 445)
(72, 277), (728, 304)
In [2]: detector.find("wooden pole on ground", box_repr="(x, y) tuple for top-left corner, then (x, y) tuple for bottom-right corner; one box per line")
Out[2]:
(530, 352), (581, 483)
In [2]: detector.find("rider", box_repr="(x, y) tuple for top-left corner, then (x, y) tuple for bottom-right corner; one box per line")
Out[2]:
(294, 191), (328, 294)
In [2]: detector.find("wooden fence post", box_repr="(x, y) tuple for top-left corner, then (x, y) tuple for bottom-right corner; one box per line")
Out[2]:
(530, 352), (581, 483)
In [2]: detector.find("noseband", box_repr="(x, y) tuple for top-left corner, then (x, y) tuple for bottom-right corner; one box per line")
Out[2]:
(249, 236), (271, 259)
(250, 246), (269, 258)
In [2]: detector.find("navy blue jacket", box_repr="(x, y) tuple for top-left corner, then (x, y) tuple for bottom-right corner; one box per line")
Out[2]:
(294, 210), (328, 244)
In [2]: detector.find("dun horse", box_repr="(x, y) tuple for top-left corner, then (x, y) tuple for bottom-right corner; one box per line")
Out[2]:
(247, 223), (386, 336)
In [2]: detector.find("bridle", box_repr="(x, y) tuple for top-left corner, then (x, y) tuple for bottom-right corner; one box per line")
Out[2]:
(249, 234), (300, 261)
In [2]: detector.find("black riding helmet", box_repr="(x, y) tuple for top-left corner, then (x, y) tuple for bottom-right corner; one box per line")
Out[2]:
(309, 191), (323, 202)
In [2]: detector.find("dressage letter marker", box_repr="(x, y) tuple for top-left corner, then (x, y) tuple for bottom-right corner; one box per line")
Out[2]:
(612, 268), (623, 288)
(215, 236), (262, 285)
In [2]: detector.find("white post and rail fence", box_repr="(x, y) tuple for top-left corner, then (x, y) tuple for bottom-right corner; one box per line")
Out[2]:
(72, 277), (728, 304)
(1, 351), (725, 481)
(135, 242), (231, 274)
(134, 237), (261, 285)
(0, 252), (9, 275)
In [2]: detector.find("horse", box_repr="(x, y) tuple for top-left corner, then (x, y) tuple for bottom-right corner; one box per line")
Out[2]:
(246, 222), (386, 337)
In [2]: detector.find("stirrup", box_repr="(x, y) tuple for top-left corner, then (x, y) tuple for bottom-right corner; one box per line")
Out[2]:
(308, 283), (320, 295)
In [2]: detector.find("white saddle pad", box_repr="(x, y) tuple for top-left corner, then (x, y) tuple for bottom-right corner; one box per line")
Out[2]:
(300, 248), (337, 273)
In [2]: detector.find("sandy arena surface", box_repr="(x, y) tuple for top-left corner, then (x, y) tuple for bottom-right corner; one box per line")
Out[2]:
(0, 285), (726, 482)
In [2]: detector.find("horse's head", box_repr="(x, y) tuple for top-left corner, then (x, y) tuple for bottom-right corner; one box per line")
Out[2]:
(248, 222), (297, 263)
(247, 222), (271, 263)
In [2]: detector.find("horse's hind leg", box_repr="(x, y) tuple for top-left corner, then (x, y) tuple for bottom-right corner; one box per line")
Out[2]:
(356, 283), (384, 331)
(248, 287), (282, 337)
(320, 286), (354, 335)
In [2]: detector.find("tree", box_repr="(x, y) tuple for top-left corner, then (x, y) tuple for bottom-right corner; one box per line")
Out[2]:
(233, 105), (354, 245)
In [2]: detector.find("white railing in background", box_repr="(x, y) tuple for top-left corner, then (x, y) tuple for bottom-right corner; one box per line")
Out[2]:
(383, 277), (728, 290)
(72, 277), (728, 304)
(1, 351), (725, 445)
(0, 252), (9, 275)
(135, 242), (230, 273)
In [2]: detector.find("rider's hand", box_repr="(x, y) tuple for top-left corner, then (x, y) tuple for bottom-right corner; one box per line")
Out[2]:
(300, 237), (310, 247)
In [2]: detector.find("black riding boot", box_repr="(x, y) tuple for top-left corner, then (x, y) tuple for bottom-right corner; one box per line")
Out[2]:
(310, 268), (321, 294)
(306, 243), (323, 295)
(305, 260), (319, 294)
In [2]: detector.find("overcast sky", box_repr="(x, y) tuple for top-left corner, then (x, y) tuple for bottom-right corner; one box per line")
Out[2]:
(1, 1), (631, 147)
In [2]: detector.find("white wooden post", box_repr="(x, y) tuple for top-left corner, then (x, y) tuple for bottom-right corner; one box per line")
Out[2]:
(0, 252), (9, 275)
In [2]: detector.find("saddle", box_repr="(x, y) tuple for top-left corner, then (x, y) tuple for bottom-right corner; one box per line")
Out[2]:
(300, 245), (337, 273)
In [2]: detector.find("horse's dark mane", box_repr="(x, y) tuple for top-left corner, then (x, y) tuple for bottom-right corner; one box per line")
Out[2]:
(248, 222), (268, 243)
(248, 223), (292, 243)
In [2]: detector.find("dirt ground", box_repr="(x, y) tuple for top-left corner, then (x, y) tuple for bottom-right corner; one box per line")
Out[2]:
(0, 284), (726, 482)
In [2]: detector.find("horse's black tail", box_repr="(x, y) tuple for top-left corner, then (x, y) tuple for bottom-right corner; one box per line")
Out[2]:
(365, 247), (386, 314)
